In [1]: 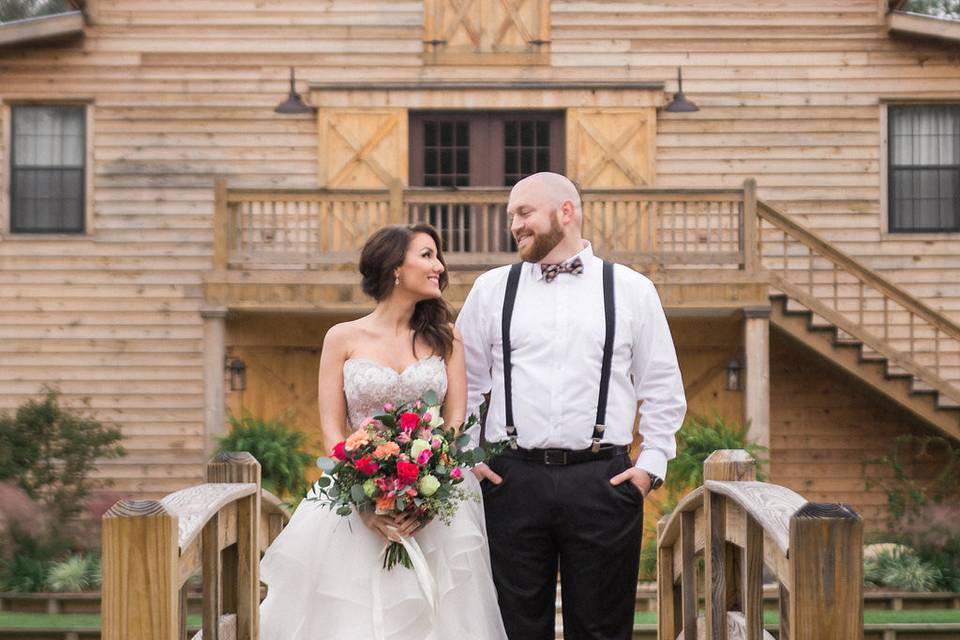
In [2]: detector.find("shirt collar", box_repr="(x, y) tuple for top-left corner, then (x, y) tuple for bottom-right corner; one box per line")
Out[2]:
(531, 241), (595, 281)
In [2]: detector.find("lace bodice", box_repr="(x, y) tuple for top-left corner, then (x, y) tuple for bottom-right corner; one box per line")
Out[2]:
(342, 356), (448, 429)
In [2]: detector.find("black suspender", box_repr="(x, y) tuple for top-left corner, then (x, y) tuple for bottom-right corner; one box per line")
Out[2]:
(501, 260), (616, 452)
(593, 260), (616, 452)
(501, 263), (523, 449)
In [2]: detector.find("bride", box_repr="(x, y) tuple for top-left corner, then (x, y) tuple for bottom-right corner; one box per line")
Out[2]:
(259, 224), (507, 640)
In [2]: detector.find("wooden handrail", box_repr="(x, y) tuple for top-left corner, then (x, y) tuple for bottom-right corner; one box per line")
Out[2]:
(758, 201), (960, 343)
(102, 452), (265, 640)
(657, 449), (863, 640)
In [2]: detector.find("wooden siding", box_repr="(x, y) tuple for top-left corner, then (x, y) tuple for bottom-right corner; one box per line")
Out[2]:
(2, 0), (960, 496)
(770, 326), (956, 533)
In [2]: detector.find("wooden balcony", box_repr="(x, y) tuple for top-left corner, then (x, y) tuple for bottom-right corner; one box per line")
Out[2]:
(203, 180), (770, 312)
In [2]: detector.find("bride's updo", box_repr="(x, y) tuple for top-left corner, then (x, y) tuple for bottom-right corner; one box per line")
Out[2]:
(359, 223), (455, 358)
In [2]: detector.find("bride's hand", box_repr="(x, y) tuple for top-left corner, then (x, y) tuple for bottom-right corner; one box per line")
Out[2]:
(359, 510), (403, 542)
(393, 511), (425, 538)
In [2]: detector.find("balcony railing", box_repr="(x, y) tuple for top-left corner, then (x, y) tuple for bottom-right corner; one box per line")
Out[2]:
(213, 180), (758, 271)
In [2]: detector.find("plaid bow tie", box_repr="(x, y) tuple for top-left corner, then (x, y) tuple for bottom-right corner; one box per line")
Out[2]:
(540, 256), (584, 283)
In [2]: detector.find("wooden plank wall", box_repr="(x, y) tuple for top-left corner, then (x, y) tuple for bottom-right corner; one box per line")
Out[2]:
(2, 0), (960, 497)
(770, 327), (954, 533)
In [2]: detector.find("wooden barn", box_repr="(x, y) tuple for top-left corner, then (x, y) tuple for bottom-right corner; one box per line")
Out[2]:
(2, 0), (959, 534)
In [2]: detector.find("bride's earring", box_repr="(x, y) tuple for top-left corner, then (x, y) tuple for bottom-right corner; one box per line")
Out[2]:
(394, 273), (400, 286)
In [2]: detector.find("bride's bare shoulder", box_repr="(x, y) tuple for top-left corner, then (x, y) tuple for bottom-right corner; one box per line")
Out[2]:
(323, 317), (375, 354)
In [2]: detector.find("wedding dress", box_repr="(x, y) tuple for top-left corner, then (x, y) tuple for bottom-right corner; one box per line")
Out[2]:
(259, 355), (507, 640)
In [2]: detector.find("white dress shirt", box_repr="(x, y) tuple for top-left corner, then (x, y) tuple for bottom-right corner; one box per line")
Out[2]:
(456, 242), (687, 480)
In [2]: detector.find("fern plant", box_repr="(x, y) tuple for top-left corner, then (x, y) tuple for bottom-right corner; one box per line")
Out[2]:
(218, 412), (313, 499)
(667, 414), (766, 495)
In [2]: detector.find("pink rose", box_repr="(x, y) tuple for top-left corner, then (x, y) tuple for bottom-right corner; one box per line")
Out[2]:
(383, 403), (394, 412)
(399, 412), (421, 432)
(354, 456), (379, 476)
(417, 450), (433, 465)
(431, 438), (442, 450)
(450, 468), (462, 480)
(397, 461), (420, 486)
(422, 412), (432, 423)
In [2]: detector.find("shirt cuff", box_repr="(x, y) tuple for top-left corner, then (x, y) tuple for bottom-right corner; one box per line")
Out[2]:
(634, 447), (668, 480)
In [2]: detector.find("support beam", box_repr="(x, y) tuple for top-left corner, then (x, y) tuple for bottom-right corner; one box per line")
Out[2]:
(744, 307), (770, 451)
(202, 307), (228, 456)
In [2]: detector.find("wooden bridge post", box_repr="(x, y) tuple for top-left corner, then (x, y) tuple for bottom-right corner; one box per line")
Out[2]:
(206, 452), (261, 640)
(788, 503), (863, 640)
(703, 450), (756, 640)
(101, 500), (179, 640)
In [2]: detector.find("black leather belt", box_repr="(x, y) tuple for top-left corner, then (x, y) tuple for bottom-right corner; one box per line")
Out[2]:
(498, 444), (628, 466)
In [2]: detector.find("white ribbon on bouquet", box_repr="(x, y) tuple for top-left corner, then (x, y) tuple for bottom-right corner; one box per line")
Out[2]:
(371, 533), (438, 640)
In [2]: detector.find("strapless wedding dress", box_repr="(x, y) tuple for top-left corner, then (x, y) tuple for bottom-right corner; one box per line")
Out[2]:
(259, 356), (507, 640)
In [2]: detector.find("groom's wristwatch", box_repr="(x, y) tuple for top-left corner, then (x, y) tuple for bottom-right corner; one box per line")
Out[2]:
(645, 472), (663, 491)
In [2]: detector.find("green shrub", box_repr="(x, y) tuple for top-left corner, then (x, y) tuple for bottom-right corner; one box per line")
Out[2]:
(218, 412), (313, 499)
(865, 548), (943, 592)
(46, 554), (100, 593)
(914, 532), (960, 592)
(0, 527), (69, 592)
(0, 388), (125, 527)
(667, 414), (766, 494)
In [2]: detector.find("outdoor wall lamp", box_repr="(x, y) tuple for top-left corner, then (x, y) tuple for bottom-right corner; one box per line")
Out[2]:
(726, 357), (743, 392)
(664, 67), (700, 113)
(228, 358), (247, 392)
(274, 67), (315, 114)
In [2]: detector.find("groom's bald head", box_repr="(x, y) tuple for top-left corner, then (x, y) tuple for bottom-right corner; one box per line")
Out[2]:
(511, 172), (583, 228)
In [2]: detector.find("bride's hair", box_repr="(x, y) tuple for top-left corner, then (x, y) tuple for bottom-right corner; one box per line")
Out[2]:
(359, 223), (455, 358)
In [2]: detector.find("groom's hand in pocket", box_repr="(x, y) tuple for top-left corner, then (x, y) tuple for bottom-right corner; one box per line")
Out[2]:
(609, 467), (651, 497)
(472, 463), (503, 485)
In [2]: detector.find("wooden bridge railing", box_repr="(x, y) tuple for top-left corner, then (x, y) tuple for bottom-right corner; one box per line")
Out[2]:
(214, 180), (754, 271)
(657, 449), (863, 640)
(101, 452), (290, 640)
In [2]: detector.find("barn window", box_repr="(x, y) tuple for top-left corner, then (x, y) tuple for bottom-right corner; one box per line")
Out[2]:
(10, 105), (86, 234)
(888, 105), (960, 233)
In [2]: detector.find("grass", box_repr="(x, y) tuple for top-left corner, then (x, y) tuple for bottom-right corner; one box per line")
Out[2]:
(3, 609), (960, 630)
(0, 612), (201, 629)
(632, 609), (960, 626)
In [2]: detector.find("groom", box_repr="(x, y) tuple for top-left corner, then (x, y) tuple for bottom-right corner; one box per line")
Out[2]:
(456, 172), (687, 639)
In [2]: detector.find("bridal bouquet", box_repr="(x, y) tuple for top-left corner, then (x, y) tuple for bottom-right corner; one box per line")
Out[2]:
(311, 390), (500, 570)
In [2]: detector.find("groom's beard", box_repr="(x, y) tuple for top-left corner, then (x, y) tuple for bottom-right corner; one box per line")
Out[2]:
(518, 211), (564, 263)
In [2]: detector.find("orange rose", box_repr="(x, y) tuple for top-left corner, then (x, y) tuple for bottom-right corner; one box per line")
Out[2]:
(373, 442), (400, 460)
(376, 494), (396, 514)
(345, 428), (370, 451)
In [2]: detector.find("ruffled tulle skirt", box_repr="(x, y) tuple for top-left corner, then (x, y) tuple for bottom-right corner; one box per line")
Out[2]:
(259, 472), (507, 640)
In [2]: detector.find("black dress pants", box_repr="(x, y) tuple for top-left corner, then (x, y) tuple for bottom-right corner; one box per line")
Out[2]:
(481, 452), (644, 640)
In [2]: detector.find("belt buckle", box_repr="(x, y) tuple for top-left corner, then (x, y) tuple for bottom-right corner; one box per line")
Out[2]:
(544, 449), (568, 465)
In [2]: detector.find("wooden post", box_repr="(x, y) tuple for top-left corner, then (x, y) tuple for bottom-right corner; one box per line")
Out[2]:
(101, 500), (179, 640)
(680, 511), (697, 640)
(201, 513), (222, 640)
(201, 306), (227, 457)
(788, 503), (863, 640)
(703, 451), (757, 640)
(207, 452), (261, 640)
(213, 177), (229, 270)
(389, 179), (405, 225)
(744, 307), (771, 452)
(743, 515), (764, 640)
(656, 518), (677, 640)
(742, 178), (758, 273)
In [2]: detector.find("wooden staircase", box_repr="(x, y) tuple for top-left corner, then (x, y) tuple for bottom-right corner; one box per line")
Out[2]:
(758, 201), (960, 441)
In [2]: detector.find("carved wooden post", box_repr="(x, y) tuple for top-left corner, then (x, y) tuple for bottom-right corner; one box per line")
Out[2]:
(101, 500), (179, 640)
(207, 452), (261, 640)
(788, 503), (863, 640)
(703, 450), (756, 640)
